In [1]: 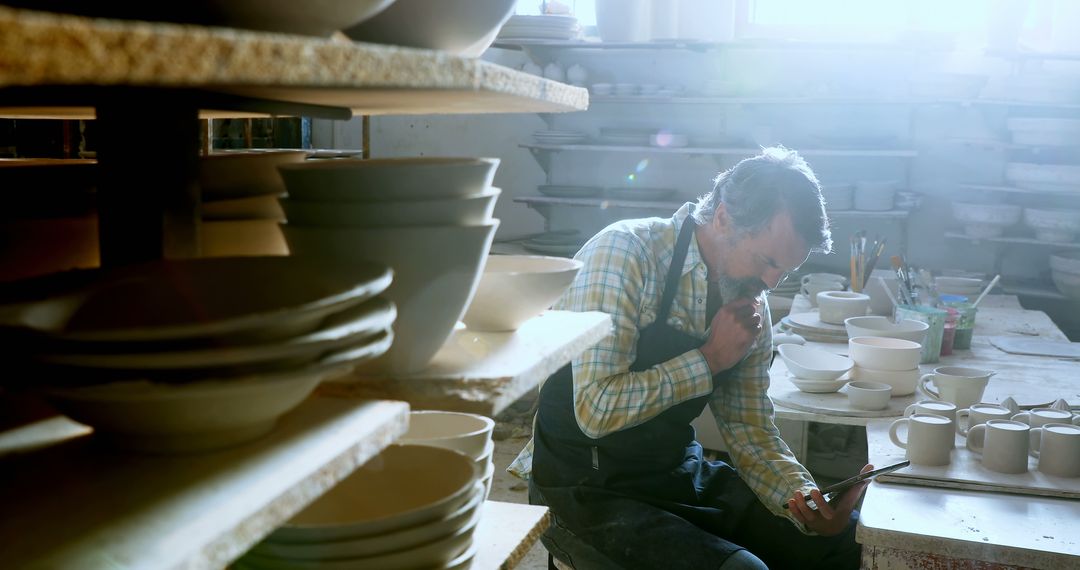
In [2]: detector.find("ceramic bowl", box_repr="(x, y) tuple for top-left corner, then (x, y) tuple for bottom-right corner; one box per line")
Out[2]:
(0, 256), (393, 344)
(344, 0), (517, 56)
(777, 344), (854, 381)
(42, 343), (386, 453)
(480, 459), (495, 499)
(199, 150), (308, 201)
(280, 188), (499, 228)
(1024, 208), (1080, 242)
(279, 158), (499, 203)
(253, 482), (484, 561)
(202, 194), (285, 221)
(1050, 251), (1080, 275)
(200, 220), (289, 258)
(274, 445), (479, 542)
(1051, 269), (1080, 301)
(461, 254), (583, 331)
(398, 411), (494, 459)
(788, 376), (850, 394)
(845, 380), (893, 410)
(816, 291), (870, 325)
(282, 221), (498, 374)
(848, 337), (922, 371)
(851, 365), (919, 396)
(934, 276), (984, 297)
(844, 316), (929, 345)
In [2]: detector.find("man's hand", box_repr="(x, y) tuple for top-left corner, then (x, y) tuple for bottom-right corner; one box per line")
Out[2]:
(700, 296), (762, 374)
(787, 464), (874, 536)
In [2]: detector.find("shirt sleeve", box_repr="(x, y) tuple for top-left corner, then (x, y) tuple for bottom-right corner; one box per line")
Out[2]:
(709, 301), (818, 532)
(561, 229), (716, 439)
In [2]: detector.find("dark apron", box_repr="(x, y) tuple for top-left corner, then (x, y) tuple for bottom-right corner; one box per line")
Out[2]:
(532, 216), (755, 540)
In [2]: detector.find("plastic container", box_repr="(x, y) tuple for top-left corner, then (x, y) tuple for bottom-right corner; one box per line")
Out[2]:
(895, 304), (948, 364)
(940, 308), (959, 356)
(940, 300), (978, 350)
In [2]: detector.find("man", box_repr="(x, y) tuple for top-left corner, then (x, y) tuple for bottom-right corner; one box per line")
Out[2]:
(509, 147), (872, 569)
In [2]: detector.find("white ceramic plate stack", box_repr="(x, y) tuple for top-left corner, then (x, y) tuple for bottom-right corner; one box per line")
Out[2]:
(1023, 208), (1080, 243)
(1050, 251), (1080, 302)
(0, 257), (396, 453)
(496, 14), (580, 41)
(398, 411), (497, 497)
(780, 312), (849, 344)
(1006, 118), (1080, 147)
(951, 202), (1022, 238)
(533, 130), (587, 145)
(1005, 162), (1080, 193)
(239, 445), (482, 570)
(278, 157), (501, 375)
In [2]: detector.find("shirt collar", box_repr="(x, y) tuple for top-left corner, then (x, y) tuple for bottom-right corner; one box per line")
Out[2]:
(671, 202), (705, 277)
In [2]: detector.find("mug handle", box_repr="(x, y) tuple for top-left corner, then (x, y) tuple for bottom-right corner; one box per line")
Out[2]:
(919, 374), (936, 398)
(1073, 415), (1080, 427)
(903, 404), (917, 417)
(1011, 412), (1031, 425)
(956, 409), (971, 436)
(966, 424), (987, 454)
(889, 418), (910, 450)
(1029, 427), (1043, 459)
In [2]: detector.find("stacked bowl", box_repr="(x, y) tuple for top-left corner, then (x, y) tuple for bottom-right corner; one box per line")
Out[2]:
(1023, 208), (1080, 243)
(0, 256), (396, 453)
(398, 411), (497, 497)
(951, 202), (1022, 239)
(239, 445), (483, 569)
(847, 335), (923, 396)
(278, 157), (501, 375)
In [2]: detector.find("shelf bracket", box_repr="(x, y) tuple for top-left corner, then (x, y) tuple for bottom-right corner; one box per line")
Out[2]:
(525, 146), (552, 173)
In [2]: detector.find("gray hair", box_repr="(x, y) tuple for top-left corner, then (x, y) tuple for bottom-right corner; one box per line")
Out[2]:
(692, 146), (832, 254)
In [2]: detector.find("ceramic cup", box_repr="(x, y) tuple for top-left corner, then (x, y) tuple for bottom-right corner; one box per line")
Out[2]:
(956, 403), (1014, 437)
(904, 400), (958, 423)
(1012, 408), (1075, 428)
(817, 291), (870, 325)
(800, 273), (846, 307)
(889, 413), (954, 466)
(966, 419), (1030, 474)
(919, 366), (993, 410)
(845, 380), (892, 410)
(1029, 423), (1080, 478)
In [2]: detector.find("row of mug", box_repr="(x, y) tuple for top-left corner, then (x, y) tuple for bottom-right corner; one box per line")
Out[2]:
(890, 404), (1080, 478)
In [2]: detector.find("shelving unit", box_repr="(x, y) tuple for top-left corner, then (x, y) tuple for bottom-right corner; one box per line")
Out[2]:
(0, 7), (599, 569)
(945, 231), (1080, 250)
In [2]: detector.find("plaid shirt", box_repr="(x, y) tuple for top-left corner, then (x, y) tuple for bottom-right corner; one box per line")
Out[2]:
(510, 203), (816, 526)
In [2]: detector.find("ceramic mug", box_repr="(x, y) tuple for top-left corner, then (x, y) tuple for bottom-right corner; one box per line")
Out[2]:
(956, 403), (1014, 437)
(817, 291), (870, 325)
(919, 366), (993, 410)
(966, 419), (1030, 474)
(904, 400), (958, 424)
(1012, 408), (1075, 428)
(800, 273), (846, 307)
(1029, 423), (1080, 478)
(890, 413), (953, 466)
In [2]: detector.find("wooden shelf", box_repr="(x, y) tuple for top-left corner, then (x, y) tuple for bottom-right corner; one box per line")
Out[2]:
(521, 143), (918, 158)
(474, 501), (551, 570)
(0, 397), (409, 570)
(0, 6), (588, 119)
(319, 310), (612, 416)
(945, 231), (1080, 250)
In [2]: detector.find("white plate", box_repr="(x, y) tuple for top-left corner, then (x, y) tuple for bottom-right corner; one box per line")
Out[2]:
(789, 375), (849, 394)
(36, 298), (396, 371)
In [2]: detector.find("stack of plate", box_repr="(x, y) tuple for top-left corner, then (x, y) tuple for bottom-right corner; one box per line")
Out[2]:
(780, 312), (849, 344)
(533, 130), (588, 145)
(0, 257), (395, 453)
(398, 411), (496, 498)
(496, 14), (580, 40)
(239, 445), (483, 570)
(278, 157), (501, 375)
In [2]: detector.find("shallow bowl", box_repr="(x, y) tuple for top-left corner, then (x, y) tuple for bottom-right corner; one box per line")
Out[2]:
(398, 411), (494, 459)
(344, 0), (517, 57)
(279, 158), (499, 203)
(462, 255), (583, 331)
(777, 344), (854, 381)
(844, 316), (929, 345)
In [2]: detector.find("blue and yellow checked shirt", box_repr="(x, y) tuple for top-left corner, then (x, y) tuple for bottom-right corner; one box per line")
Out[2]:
(510, 203), (817, 526)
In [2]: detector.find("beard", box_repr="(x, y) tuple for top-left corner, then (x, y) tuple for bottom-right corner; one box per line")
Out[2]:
(716, 274), (769, 303)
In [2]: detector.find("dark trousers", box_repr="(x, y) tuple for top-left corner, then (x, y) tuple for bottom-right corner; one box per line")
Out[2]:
(529, 478), (861, 570)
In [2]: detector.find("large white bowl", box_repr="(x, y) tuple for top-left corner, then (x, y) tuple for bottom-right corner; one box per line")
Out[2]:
(777, 344), (854, 381)
(844, 316), (929, 345)
(253, 482), (484, 561)
(273, 445), (479, 542)
(42, 339), (389, 453)
(462, 255), (583, 331)
(343, 0), (517, 57)
(280, 188), (499, 228)
(398, 411), (494, 459)
(282, 222), (498, 374)
(199, 150), (307, 200)
(848, 336), (922, 371)
(278, 158), (499, 203)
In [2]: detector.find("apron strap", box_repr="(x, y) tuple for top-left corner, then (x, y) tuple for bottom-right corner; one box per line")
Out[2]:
(655, 214), (697, 324)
